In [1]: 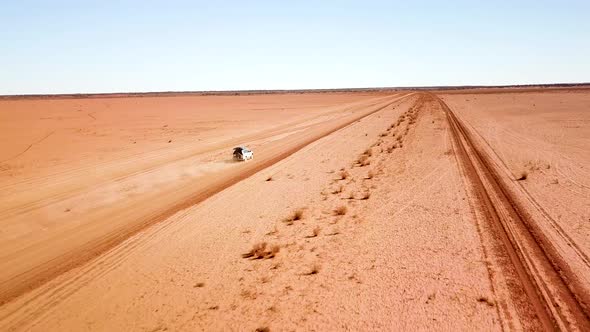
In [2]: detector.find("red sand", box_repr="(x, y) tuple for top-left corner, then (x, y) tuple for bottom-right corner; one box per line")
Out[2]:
(0, 89), (589, 330)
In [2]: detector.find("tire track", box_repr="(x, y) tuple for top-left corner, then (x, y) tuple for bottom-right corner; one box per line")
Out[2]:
(437, 94), (590, 330)
(447, 105), (590, 270)
(0, 131), (55, 164)
(0, 93), (413, 307)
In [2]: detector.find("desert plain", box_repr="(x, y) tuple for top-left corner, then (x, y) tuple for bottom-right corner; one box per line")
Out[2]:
(0, 88), (589, 331)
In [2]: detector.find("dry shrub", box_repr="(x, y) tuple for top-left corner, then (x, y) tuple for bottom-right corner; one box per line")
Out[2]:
(364, 148), (373, 157)
(357, 155), (368, 165)
(266, 176), (273, 181)
(334, 205), (348, 216)
(310, 226), (320, 237)
(366, 170), (374, 179)
(332, 184), (343, 194)
(304, 264), (321, 275)
(268, 245), (280, 258)
(284, 208), (304, 225)
(256, 327), (270, 332)
(379, 132), (387, 137)
(360, 156), (371, 167)
(338, 170), (349, 180)
(360, 192), (371, 200)
(241, 289), (257, 299)
(292, 209), (304, 221)
(242, 242), (280, 259)
(516, 171), (528, 181)
(242, 242), (267, 259)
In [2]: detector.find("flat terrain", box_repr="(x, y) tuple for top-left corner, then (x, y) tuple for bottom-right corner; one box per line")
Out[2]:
(0, 89), (589, 330)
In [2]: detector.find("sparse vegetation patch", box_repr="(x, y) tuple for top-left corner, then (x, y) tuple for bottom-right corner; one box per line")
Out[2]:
(284, 208), (304, 225)
(242, 242), (280, 259)
(333, 206), (348, 216)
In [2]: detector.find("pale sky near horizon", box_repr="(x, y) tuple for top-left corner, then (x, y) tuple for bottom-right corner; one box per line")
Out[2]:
(1, 0), (589, 94)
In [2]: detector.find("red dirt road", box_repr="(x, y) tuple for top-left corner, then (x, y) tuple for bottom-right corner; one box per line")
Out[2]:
(0, 92), (407, 304)
(1, 89), (589, 330)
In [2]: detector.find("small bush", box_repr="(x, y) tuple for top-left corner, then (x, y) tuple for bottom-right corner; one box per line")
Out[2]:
(334, 206), (348, 216)
(242, 242), (267, 259)
(304, 264), (321, 275)
(293, 209), (304, 220)
(359, 156), (371, 167)
(311, 226), (320, 237)
(268, 244), (280, 258)
(332, 185), (343, 194)
(366, 170), (374, 179)
(284, 208), (304, 225)
(242, 242), (280, 259)
(338, 170), (349, 180)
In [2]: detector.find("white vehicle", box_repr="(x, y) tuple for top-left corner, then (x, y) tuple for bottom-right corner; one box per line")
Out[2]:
(233, 146), (254, 161)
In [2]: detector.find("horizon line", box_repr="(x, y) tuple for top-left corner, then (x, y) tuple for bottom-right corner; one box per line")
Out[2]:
(1, 82), (589, 100)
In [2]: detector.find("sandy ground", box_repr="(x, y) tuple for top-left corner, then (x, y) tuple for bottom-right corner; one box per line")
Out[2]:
(0, 92), (400, 302)
(1, 89), (589, 330)
(441, 91), (590, 256)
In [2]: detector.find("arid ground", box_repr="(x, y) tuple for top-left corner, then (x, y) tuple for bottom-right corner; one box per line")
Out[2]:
(0, 88), (589, 330)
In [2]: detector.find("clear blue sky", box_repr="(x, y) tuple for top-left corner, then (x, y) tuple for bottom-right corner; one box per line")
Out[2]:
(1, 0), (589, 94)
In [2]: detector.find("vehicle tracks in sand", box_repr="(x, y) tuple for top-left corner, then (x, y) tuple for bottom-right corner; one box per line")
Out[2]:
(437, 94), (590, 331)
(0, 93), (414, 308)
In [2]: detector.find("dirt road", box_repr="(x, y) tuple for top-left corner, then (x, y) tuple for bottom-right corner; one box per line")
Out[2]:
(0, 92), (408, 304)
(440, 95), (589, 330)
(1, 90), (589, 330)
